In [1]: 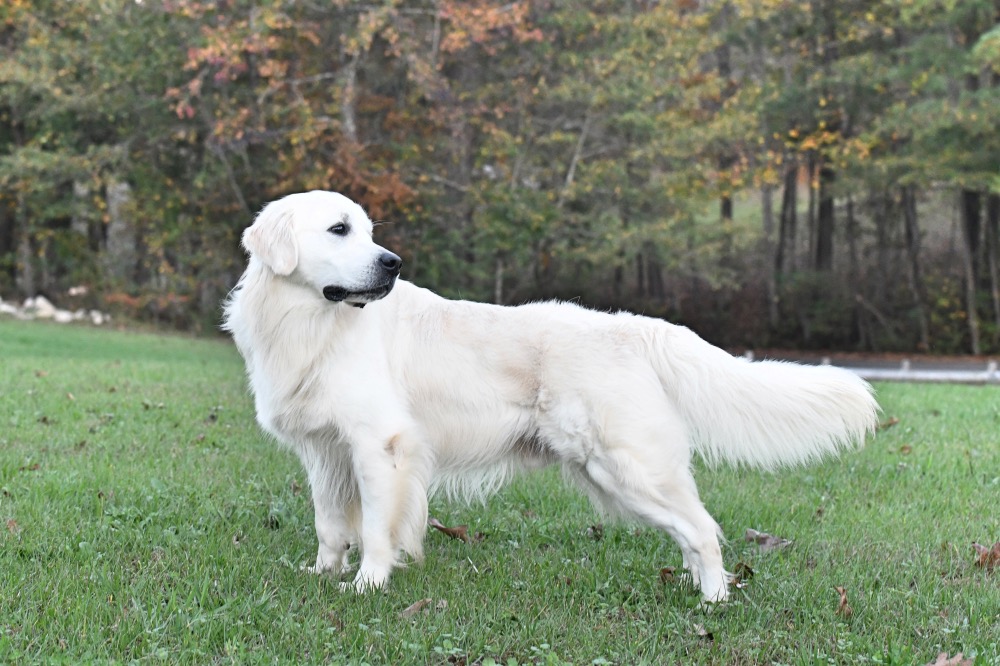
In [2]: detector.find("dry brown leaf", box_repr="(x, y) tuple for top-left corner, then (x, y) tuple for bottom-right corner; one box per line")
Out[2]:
(834, 586), (853, 618)
(972, 541), (1000, 572)
(399, 598), (433, 618)
(5, 519), (19, 535)
(924, 652), (973, 666)
(898, 444), (912, 455)
(878, 416), (900, 431)
(35, 370), (48, 378)
(659, 566), (676, 584)
(745, 528), (792, 553)
(429, 517), (469, 543)
(732, 561), (754, 588)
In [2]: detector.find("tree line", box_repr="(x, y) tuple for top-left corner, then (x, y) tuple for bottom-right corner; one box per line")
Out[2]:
(1, 0), (999, 352)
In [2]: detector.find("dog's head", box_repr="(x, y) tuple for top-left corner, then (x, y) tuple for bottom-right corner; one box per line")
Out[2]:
(242, 190), (401, 306)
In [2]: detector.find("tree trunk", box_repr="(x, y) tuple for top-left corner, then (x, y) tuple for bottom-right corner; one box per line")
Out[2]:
(0, 197), (14, 283)
(986, 193), (1000, 343)
(14, 195), (35, 298)
(961, 189), (982, 280)
(959, 191), (982, 354)
(901, 186), (931, 351)
(341, 52), (360, 144)
(776, 162), (798, 275)
(806, 155), (817, 266)
(814, 164), (835, 271)
(636, 250), (646, 299)
(493, 254), (504, 305)
(846, 194), (869, 349)
(761, 184), (779, 329)
(102, 181), (138, 285)
(716, 1), (735, 242)
(873, 190), (891, 308)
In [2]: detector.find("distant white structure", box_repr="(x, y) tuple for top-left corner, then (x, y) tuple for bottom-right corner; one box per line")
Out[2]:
(0, 291), (110, 326)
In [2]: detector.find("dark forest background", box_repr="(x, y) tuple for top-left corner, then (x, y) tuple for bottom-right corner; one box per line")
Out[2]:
(2, 0), (1000, 353)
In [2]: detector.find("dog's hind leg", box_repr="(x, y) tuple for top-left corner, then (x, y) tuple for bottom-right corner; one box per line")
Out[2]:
(573, 400), (731, 602)
(582, 450), (730, 601)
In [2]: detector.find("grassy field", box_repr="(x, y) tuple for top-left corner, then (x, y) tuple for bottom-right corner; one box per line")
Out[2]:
(1, 318), (998, 665)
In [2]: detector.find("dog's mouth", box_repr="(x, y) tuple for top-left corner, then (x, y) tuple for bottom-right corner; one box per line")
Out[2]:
(322, 278), (396, 306)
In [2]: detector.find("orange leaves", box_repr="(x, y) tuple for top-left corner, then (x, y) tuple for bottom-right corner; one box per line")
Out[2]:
(439, 1), (543, 55)
(834, 586), (853, 619)
(429, 517), (470, 543)
(972, 541), (1000, 572)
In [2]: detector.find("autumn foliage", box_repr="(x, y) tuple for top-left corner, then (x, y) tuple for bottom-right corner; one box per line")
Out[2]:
(1, 0), (999, 349)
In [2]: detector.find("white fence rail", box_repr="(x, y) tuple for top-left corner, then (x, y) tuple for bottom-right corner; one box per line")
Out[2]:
(744, 352), (1000, 385)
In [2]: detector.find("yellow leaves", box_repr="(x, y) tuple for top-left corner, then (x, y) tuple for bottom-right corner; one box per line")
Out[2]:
(439, 0), (543, 55)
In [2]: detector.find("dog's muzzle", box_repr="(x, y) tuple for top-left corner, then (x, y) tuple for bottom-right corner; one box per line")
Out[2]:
(323, 252), (402, 307)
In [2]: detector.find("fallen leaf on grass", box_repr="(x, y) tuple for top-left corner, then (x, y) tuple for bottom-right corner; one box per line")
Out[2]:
(972, 541), (1000, 572)
(878, 416), (900, 431)
(924, 653), (973, 666)
(732, 561), (754, 588)
(429, 517), (469, 543)
(400, 598), (433, 618)
(834, 586), (853, 618)
(5, 519), (19, 535)
(18, 463), (40, 473)
(898, 444), (912, 455)
(586, 523), (604, 541)
(659, 567), (676, 584)
(35, 370), (48, 378)
(745, 528), (792, 553)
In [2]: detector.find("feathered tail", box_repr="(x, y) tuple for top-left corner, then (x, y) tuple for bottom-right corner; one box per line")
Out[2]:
(648, 323), (879, 469)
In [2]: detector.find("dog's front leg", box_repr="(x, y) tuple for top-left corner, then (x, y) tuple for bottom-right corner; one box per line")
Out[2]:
(349, 432), (408, 592)
(299, 444), (360, 577)
(309, 486), (358, 576)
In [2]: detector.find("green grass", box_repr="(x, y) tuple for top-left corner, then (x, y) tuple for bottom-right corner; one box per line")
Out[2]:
(1, 318), (998, 665)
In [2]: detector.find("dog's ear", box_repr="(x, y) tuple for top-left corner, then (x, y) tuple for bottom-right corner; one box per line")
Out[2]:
(242, 202), (298, 276)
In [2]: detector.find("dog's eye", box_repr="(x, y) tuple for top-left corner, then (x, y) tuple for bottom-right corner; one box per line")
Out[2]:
(328, 223), (349, 236)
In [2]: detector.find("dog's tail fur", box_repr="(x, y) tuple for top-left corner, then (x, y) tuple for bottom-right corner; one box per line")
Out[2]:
(646, 322), (879, 470)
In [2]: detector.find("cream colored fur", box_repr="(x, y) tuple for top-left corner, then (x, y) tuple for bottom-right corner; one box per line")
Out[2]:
(223, 190), (880, 602)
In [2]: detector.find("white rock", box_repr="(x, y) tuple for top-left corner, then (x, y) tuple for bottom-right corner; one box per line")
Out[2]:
(29, 295), (57, 318)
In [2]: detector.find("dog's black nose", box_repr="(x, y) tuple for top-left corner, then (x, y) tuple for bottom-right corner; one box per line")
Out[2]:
(380, 252), (402, 275)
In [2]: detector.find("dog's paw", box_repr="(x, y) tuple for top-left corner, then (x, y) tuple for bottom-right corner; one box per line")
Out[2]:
(349, 568), (389, 593)
(698, 570), (734, 604)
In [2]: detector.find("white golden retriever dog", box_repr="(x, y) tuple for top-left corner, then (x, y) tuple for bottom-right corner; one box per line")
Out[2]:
(223, 190), (879, 602)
